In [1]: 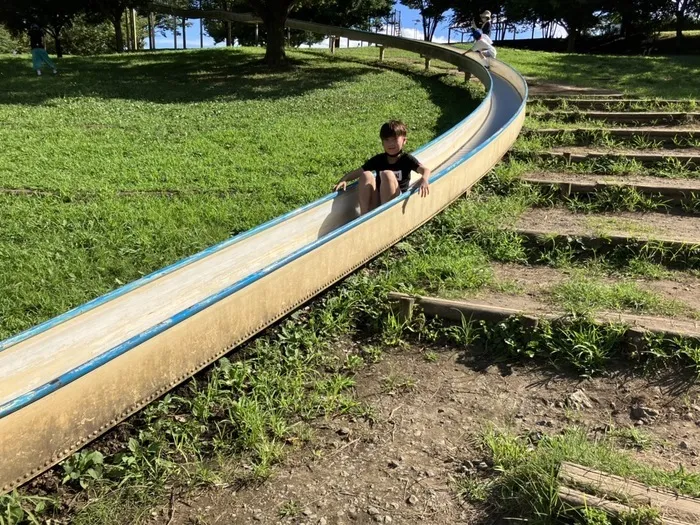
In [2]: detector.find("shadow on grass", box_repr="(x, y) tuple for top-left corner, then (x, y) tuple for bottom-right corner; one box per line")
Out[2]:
(0, 47), (481, 138)
(454, 343), (698, 399)
(299, 50), (483, 143)
(0, 47), (380, 106)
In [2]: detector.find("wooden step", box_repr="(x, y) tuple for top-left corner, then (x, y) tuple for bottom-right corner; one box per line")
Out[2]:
(559, 462), (700, 524)
(533, 112), (700, 125)
(523, 128), (699, 144)
(531, 98), (695, 111)
(521, 175), (700, 206)
(387, 292), (700, 339)
(531, 150), (700, 168)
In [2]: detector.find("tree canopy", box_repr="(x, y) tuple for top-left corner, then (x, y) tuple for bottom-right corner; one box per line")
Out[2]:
(1, 0), (698, 59)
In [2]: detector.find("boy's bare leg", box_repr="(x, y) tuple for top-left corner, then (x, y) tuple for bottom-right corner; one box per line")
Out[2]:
(379, 170), (400, 205)
(359, 170), (378, 215)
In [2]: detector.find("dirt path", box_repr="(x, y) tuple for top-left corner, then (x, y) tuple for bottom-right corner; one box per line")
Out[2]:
(516, 207), (700, 243)
(159, 346), (700, 525)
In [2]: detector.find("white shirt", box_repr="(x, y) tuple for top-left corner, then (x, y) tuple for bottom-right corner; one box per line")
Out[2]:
(472, 38), (497, 58)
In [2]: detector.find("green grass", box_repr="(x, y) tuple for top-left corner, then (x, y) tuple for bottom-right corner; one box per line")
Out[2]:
(458, 426), (700, 523)
(547, 274), (690, 317)
(0, 46), (481, 340)
(497, 48), (700, 99)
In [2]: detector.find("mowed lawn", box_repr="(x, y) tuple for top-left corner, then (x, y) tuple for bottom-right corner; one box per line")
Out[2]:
(0, 47), (481, 339)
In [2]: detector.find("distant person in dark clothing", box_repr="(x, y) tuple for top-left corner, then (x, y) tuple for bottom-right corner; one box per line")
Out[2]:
(472, 10), (492, 37)
(28, 24), (57, 76)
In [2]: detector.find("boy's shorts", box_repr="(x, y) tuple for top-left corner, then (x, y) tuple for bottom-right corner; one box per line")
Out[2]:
(375, 171), (408, 194)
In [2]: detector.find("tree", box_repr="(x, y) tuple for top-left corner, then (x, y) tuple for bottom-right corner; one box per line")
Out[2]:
(400, 0), (452, 41)
(672, 0), (699, 38)
(0, 0), (84, 57)
(87, 0), (149, 52)
(0, 23), (25, 53)
(601, 0), (670, 38)
(150, 0), (392, 64)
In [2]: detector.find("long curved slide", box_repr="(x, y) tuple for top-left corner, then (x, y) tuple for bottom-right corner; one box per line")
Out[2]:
(0, 10), (527, 494)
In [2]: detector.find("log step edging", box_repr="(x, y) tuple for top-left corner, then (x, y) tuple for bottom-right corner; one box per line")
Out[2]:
(387, 292), (700, 340)
(532, 112), (700, 125)
(559, 462), (700, 522)
(531, 98), (696, 111)
(523, 128), (700, 142)
(520, 177), (700, 206)
(514, 227), (700, 264)
(525, 151), (700, 168)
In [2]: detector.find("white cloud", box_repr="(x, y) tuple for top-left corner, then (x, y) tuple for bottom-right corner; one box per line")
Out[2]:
(399, 27), (448, 43)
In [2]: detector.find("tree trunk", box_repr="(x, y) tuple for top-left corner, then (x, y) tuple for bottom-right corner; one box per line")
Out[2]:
(263, 12), (287, 65)
(182, 18), (187, 49)
(53, 33), (63, 58)
(125, 9), (132, 51)
(149, 12), (155, 50)
(567, 29), (577, 52)
(676, 8), (684, 39)
(113, 13), (124, 53)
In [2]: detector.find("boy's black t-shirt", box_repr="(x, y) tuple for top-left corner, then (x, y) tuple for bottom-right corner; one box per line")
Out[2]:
(29, 28), (44, 50)
(362, 152), (421, 192)
(481, 21), (491, 36)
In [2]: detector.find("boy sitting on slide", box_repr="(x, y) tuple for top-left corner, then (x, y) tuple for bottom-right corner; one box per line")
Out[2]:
(334, 120), (431, 215)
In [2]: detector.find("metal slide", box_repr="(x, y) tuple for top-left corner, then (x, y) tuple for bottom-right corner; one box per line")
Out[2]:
(0, 13), (527, 494)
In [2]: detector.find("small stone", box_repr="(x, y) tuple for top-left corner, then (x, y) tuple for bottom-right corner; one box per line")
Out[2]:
(566, 390), (593, 410)
(318, 518), (327, 525)
(477, 461), (489, 471)
(388, 459), (400, 468)
(407, 494), (419, 505)
(348, 507), (358, 519)
(692, 405), (700, 412)
(631, 405), (659, 421)
(414, 430), (423, 437)
(303, 509), (314, 517)
(252, 515), (262, 522)
(390, 502), (399, 509)
(338, 427), (351, 436)
(367, 506), (380, 516)
(384, 516), (393, 523)
(684, 412), (695, 421)
(680, 441), (690, 450)
(424, 469), (435, 477)
(554, 401), (564, 408)
(373, 516), (383, 523)
(635, 419), (645, 426)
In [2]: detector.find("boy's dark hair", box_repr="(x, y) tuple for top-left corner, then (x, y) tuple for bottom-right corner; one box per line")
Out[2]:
(380, 120), (407, 140)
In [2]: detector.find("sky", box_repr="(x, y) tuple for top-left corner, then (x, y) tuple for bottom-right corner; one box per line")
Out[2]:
(151, 6), (566, 50)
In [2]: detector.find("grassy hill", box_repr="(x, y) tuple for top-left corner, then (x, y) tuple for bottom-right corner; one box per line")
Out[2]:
(0, 46), (481, 340)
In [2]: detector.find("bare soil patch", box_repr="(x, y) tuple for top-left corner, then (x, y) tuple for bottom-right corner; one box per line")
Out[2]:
(156, 345), (700, 525)
(525, 80), (622, 98)
(485, 262), (700, 317)
(516, 207), (700, 244)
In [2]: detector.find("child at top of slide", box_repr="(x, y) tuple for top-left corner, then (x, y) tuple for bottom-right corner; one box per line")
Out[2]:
(470, 29), (497, 66)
